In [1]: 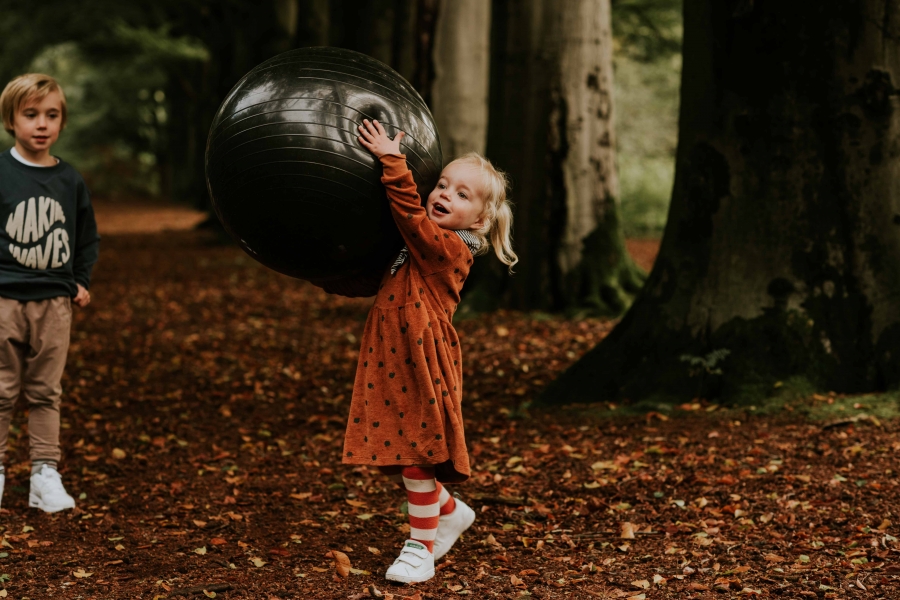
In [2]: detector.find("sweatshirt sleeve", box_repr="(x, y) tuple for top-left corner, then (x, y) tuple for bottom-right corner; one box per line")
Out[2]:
(72, 179), (100, 289)
(380, 153), (466, 277)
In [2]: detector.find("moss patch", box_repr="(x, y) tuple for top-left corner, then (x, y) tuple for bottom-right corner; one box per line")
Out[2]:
(530, 385), (900, 426)
(800, 390), (900, 421)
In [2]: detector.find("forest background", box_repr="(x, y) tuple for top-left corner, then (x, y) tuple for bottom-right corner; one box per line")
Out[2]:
(0, 2), (899, 598)
(4, 0), (900, 406)
(0, 0), (680, 239)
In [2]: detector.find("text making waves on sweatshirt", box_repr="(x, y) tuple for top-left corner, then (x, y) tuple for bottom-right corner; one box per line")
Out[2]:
(0, 149), (100, 301)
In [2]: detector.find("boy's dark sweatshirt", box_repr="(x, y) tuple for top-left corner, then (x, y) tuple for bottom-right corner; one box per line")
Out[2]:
(0, 149), (100, 301)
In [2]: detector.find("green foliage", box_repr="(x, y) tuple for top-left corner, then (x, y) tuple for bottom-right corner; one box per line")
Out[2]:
(0, 1), (214, 199)
(0, 0), (284, 201)
(680, 348), (732, 377)
(0, 41), (174, 199)
(612, 0), (683, 62)
(613, 2), (682, 238)
(566, 385), (900, 427)
(802, 391), (900, 422)
(763, 376), (818, 408)
(717, 377), (900, 421)
(110, 22), (210, 63)
(678, 348), (731, 401)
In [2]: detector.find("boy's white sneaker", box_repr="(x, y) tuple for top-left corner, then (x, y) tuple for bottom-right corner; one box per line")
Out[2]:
(385, 540), (435, 583)
(29, 464), (75, 513)
(433, 498), (476, 560)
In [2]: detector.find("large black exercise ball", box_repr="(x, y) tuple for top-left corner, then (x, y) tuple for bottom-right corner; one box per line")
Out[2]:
(205, 47), (442, 296)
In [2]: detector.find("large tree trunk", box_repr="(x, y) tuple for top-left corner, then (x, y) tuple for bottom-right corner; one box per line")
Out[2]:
(391, 1), (418, 84)
(544, 0), (900, 403)
(467, 0), (643, 313)
(431, 0), (491, 159)
(326, 0), (436, 102)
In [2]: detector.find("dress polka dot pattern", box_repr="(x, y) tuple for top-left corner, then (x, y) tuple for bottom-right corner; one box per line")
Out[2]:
(342, 154), (471, 483)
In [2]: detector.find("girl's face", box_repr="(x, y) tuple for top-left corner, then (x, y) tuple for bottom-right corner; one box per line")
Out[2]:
(425, 162), (486, 231)
(13, 91), (63, 159)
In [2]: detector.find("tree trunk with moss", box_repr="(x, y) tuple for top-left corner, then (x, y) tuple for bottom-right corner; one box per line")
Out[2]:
(544, 0), (900, 404)
(471, 0), (643, 313)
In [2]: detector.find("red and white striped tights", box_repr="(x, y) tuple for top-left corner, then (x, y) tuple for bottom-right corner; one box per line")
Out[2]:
(379, 466), (456, 553)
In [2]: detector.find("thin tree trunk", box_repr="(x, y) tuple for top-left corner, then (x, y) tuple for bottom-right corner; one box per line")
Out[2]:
(544, 0), (900, 404)
(414, 0), (441, 106)
(431, 0), (491, 159)
(468, 0), (642, 313)
(392, 1), (418, 83)
(296, 0), (330, 46)
(274, 0), (299, 49)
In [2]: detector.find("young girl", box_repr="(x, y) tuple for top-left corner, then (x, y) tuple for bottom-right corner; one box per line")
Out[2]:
(343, 119), (517, 583)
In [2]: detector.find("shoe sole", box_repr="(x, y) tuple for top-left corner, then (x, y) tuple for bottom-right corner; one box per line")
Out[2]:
(29, 492), (74, 513)
(434, 502), (477, 560)
(385, 568), (435, 583)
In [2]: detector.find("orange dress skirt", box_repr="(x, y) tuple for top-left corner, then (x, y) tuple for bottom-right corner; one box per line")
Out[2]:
(342, 154), (473, 483)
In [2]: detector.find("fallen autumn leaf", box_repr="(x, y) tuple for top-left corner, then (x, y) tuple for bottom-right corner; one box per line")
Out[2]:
(325, 549), (351, 577)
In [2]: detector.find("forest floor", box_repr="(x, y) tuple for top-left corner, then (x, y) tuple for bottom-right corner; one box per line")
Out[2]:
(0, 219), (897, 599)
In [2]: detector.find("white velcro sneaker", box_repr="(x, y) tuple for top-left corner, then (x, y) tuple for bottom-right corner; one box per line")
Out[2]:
(29, 464), (76, 513)
(385, 539), (435, 583)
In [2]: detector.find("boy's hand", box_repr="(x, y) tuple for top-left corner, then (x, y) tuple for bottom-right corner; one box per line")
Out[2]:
(358, 119), (405, 158)
(73, 284), (91, 307)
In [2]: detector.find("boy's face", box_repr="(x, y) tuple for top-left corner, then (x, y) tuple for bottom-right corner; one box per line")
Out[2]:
(13, 90), (63, 156)
(425, 162), (486, 231)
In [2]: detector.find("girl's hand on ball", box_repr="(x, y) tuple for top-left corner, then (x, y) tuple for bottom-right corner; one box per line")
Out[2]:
(358, 119), (405, 157)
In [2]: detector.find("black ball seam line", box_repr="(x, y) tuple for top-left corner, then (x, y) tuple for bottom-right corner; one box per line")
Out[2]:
(252, 55), (427, 106)
(208, 78), (439, 164)
(210, 112), (438, 174)
(241, 67), (436, 136)
(212, 140), (432, 187)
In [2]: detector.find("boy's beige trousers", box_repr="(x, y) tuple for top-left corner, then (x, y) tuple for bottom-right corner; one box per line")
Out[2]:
(0, 296), (71, 465)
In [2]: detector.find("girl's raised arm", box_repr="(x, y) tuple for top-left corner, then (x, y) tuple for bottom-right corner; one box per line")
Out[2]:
(358, 119), (468, 276)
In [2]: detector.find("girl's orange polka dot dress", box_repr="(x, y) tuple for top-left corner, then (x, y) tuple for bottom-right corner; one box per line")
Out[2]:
(342, 154), (472, 483)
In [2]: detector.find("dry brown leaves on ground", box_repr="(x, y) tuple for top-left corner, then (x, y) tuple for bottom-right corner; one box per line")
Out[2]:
(0, 231), (896, 599)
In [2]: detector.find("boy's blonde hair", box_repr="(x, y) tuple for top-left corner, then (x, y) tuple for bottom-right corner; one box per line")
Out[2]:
(449, 152), (518, 271)
(1, 73), (68, 136)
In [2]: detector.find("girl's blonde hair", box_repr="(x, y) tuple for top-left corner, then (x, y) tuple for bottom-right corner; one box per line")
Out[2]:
(0, 73), (68, 136)
(448, 152), (518, 271)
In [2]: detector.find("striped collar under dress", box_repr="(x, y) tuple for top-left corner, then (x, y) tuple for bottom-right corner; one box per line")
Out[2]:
(390, 230), (482, 275)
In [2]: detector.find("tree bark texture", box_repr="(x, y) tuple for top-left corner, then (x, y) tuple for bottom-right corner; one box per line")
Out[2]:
(471, 0), (642, 313)
(431, 0), (492, 159)
(544, 0), (900, 404)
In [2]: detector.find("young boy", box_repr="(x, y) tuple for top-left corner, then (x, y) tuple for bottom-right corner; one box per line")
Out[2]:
(0, 73), (99, 512)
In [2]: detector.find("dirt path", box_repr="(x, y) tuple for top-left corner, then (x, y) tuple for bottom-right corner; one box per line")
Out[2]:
(92, 199), (208, 235)
(0, 231), (895, 599)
